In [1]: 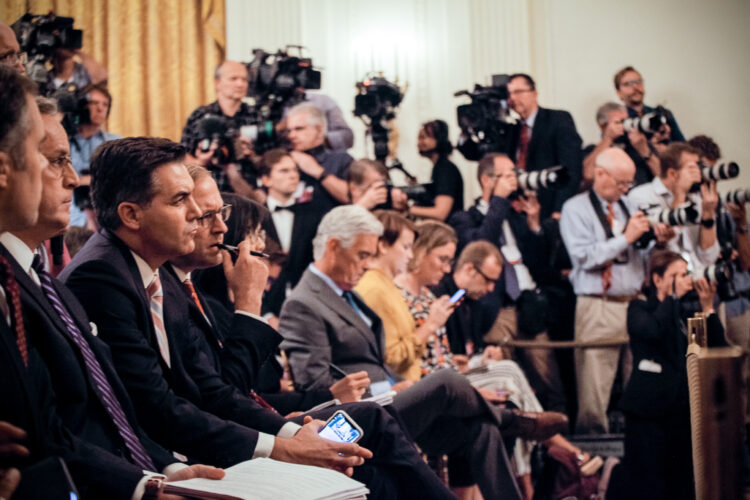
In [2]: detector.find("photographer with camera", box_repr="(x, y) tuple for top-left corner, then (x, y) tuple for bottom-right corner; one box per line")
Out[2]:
(68, 83), (120, 228)
(614, 66), (684, 146)
(611, 250), (726, 500)
(181, 60), (260, 199)
(583, 102), (661, 188)
(407, 119), (464, 222)
(285, 103), (352, 215)
(560, 147), (652, 434)
(449, 152), (567, 412)
(628, 142), (720, 272)
(348, 158), (408, 211)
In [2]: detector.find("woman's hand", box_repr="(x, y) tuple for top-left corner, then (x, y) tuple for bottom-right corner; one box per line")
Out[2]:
(694, 277), (717, 313)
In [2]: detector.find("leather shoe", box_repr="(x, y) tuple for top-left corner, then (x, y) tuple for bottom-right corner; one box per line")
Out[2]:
(502, 409), (569, 441)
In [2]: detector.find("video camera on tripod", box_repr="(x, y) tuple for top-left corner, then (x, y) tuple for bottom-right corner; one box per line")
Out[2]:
(353, 73), (404, 162)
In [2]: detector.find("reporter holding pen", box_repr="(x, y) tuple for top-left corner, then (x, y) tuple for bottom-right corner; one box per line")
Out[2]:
(614, 250), (727, 500)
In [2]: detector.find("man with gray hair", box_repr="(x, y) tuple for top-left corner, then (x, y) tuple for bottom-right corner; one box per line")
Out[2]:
(286, 103), (352, 216)
(280, 204), (569, 500)
(583, 101), (660, 188)
(560, 147), (651, 434)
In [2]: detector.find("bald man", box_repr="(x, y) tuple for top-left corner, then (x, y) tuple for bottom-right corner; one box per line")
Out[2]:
(0, 22), (25, 73)
(180, 60), (259, 199)
(559, 147), (651, 434)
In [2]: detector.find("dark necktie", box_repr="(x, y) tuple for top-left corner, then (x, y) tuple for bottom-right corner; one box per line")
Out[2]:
(32, 256), (156, 471)
(602, 203), (615, 293)
(497, 227), (521, 301)
(0, 255), (28, 366)
(516, 122), (530, 171)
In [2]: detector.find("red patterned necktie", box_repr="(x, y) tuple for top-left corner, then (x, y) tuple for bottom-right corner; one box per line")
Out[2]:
(516, 122), (530, 171)
(183, 278), (205, 314)
(601, 203), (616, 293)
(0, 255), (28, 366)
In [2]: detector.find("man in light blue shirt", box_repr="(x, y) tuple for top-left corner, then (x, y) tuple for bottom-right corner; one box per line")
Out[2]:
(560, 147), (651, 434)
(69, 83), (121, 227)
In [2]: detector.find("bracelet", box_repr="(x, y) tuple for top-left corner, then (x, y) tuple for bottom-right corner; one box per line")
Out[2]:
(700, 218), (715, 229)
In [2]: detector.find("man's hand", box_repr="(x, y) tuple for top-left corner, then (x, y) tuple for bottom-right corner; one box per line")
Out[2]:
(0, 468), (20, 499)
(355, 181), (388, 210)
(0, 421), (29, 459)
(694, 277), (717, 313)
(482, 345), (504, 363)
(727, 202), (747, 226)
(289, 151), (325, 179)
(390, 188), (409, 211)
(222, 240), (269, 315)
(623, 211), (651, 244)
(193, 141), (219, 167)
(653, 223), (676, 244)
(492, 172), (518, 199)
(270, 417), (373, 476)
(627, 128), (651, 158)
(329, 371), (371, 403)
(650, 123), (672, 146)
(160, 465), (225, 499)
(700, 180), (718, 220)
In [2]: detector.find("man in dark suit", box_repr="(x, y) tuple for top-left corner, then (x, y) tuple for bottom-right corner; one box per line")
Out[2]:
(507, 73), (583, 219)
(61, 137), (452, 499)
(449, 152), (568, 412)
(280, 204), (570, 500)
(259, 148), (322, 317)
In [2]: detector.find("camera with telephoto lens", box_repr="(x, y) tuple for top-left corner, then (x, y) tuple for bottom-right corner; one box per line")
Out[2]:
(516, 165), (569, 191)
(455, 74), (517, 159)
(354, 74), (404, 162)
(720, 188), (750, 205)
(634, 203), (701, 248)
(621, 105), (671, 137)
(701, 161), (739, 182)
(193, 114), (240, 166)
(374, 180), (435, 211)
(244, 46), (322, 154)
(690, 260), (736, 301)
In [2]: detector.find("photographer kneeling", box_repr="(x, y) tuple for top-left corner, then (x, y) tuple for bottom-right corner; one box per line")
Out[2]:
(613, 250), (726, 500)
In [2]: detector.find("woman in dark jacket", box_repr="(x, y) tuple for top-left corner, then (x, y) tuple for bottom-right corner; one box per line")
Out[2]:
(616, 250), (726, 500)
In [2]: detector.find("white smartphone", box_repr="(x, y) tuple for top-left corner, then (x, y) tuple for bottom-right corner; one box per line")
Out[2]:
(318, 410), (364, 444)
(449, 289), (466, 304)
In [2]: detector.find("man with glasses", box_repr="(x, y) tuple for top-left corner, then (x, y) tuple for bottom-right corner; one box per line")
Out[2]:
(505, 73), (583, 220)
(450, 152), (568, 412)
(629, 142), (720, 273)
(560, 147), (652, 434)
(614, 65), (685, 143)
(0, 22), (25, 73)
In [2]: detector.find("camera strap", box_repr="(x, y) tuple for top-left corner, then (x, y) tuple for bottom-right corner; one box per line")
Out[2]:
(588, 189), (631, 240)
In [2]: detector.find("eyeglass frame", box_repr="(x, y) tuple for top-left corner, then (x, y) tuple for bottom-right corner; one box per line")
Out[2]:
(196, 204), (232, 228)
(473, 263), (499, 284)
(0, 50), (27, 66)
(45, 154), (75, 179)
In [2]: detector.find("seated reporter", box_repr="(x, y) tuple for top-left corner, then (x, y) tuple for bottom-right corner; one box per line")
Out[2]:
(615, 250), (726, 500)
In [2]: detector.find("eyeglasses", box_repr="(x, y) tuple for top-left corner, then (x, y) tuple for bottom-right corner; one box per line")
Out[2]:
(474, 265), (498, 284)
(621, 78), (643, 87)
(508, 88), (534, 97)
(0, 51), (27, 66)
(437, 255), (454, 267)
(196, 204), (231, 228)
(601, 169), (634, 190)
(46, 154), (74, 179)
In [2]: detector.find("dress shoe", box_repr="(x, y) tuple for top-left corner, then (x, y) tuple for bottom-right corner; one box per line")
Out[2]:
(502, 409), (569, 441)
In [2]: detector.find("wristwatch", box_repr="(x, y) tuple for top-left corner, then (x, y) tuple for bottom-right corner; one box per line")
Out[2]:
(143, 477), (164, 500)
(317, 171), (329, 182)
(700, 218), (715, 229)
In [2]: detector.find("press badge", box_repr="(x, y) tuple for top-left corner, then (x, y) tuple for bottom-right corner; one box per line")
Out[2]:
(638, 359), (662, 373)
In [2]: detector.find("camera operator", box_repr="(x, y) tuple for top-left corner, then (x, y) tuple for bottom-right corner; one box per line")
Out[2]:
(407, 119), (464, 221)
(44, 46), (107, 95)
(181, 60), (259, 199)
(614, 66), (684, 146)
(0, 22), (25, 73)
(507, 73), (583, 220)
(285, 103), (352, 216)
(583, 102), (660, 188)
(279, 92), (354, 151)
(612, 250), (726, 500)
(560, 147), (652, 434)
(449, 152), (567, 412)
(628, 142), (720, 272)
(68, 83), (120, 227)
(347, 158), (408, 211)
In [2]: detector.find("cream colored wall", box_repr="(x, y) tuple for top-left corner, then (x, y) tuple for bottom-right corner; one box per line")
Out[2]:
(227, 0), (750, 204)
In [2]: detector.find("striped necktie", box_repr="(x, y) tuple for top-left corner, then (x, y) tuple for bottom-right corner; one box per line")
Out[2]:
(32, 256), (155, 471)
(146, 275), (171, 368)
(182, 278), (205, 315)
(0, 255), (28, 366)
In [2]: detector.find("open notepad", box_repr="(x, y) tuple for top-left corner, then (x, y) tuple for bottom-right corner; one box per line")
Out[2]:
(163, 458), (369, 500)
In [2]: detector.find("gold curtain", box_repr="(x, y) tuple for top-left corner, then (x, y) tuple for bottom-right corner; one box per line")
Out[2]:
(1, 0), (225, 141)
